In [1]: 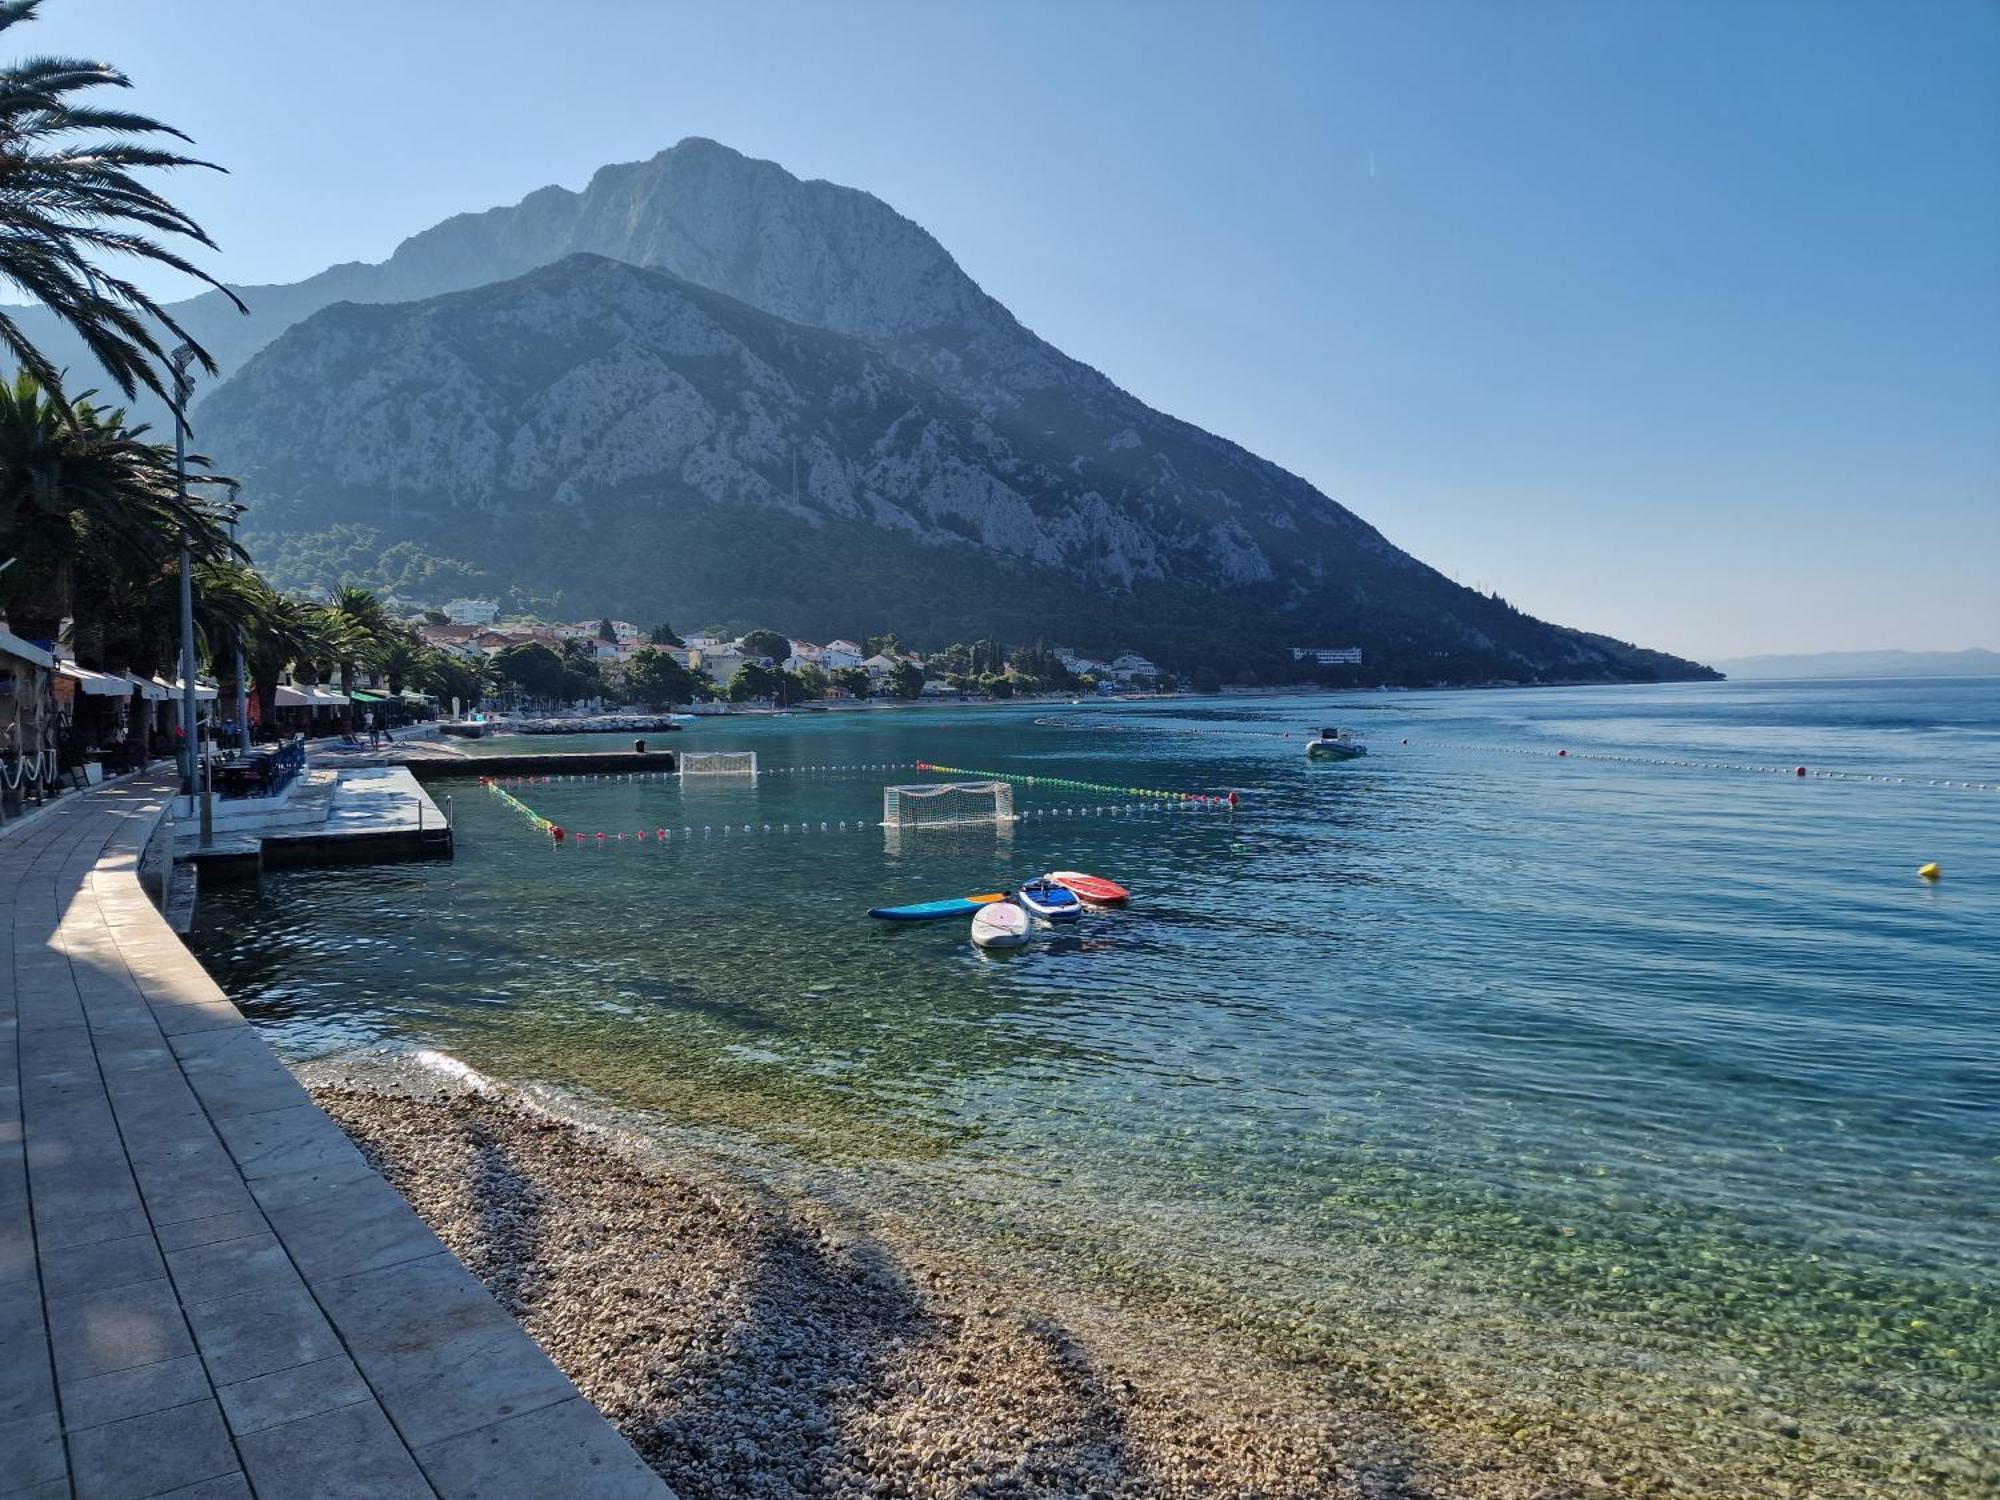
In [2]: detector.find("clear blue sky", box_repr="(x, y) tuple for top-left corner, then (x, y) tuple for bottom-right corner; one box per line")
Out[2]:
(17, 0), (1998, 661)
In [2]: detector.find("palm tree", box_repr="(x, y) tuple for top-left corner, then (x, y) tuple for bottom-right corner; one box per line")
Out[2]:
(240, 585), (339, 739)
(0, 1), (245, 409)
(328, 584), (391, 729)
(0, 370), (235, 643)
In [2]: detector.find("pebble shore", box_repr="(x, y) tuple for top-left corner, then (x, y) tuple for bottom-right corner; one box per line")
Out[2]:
(311, 1080), (1538, 1500)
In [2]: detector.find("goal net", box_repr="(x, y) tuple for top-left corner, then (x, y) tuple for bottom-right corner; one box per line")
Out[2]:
(882, 780), (1014, 830)
(679, 750), (759, 780)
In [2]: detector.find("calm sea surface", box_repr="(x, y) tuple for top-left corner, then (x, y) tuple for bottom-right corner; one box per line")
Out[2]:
(196, 680), (1999, 1491)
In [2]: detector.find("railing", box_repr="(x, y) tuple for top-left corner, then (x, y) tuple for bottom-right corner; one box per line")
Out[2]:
(213, 737), (308, 800)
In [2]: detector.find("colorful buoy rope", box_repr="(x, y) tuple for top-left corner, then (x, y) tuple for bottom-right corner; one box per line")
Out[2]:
(481, 762), (924, 787)
(916, 760), (1237, 806)
(485, 775), (1230, 848)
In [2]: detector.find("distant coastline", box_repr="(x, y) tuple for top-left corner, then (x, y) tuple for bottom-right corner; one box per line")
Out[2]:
(1713, 647), (1999, 681)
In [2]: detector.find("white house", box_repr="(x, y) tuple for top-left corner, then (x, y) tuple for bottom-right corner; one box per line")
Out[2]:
(1109, 653), (1161, 686)
(1291, 646), (1363, 666)
(861, 653), (901, 682)
(693, 645), (748, 686)
(824, 640), (864, 671)
(443, 598), (499, 626)
(785, 640), (827, 672)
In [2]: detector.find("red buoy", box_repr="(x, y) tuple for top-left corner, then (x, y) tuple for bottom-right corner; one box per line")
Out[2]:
(1558, 749), (1568, 757)
(1796, 765), (1807, 777)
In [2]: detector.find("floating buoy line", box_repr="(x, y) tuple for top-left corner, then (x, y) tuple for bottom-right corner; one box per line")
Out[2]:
(916, 759), (1238, 806)
(481, 762), (925, 788)
(481, 775), (1233, 847)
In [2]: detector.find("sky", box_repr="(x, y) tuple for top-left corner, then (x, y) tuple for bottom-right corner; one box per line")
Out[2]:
(13, 0), (1997, 661)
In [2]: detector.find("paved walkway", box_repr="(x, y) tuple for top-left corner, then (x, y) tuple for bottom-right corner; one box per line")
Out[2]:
(2, 774), (672, 1499)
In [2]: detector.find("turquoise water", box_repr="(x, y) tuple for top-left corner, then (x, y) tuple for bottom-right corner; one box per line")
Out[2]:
(196, 681), (2000, 1493)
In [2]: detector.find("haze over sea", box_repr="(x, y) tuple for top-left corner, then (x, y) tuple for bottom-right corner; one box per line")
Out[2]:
(196, 679), (1999, 1494)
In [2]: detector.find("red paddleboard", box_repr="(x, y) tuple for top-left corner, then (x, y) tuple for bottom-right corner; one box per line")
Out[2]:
(1046, 870), (1129, 906)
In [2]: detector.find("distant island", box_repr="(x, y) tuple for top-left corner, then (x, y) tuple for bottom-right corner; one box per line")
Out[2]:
(1713, 647), (2000, 680)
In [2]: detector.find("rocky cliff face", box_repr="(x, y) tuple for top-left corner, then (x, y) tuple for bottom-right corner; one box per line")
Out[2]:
(65, 136), (1711, 681)
(202, 249), (1706, 683)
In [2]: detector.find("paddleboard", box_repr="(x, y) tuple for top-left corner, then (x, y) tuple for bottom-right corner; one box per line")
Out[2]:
(1046, 870), (1130, 906)
(1016, 878), (1083, 923)
(970, 901), (1031, 949)
(868, 893), (1007, 922)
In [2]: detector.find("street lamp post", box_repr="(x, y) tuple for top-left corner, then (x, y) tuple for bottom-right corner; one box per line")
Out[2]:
(170, 345), (197, 815)
(229, 509), (250, 752)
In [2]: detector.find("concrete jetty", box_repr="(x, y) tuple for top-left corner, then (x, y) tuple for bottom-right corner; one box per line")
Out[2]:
(1, 773), (672, 1499)
(405, 750), (679, 781)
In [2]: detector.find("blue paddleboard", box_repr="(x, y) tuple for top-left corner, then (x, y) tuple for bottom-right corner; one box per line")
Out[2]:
(868, 893), (1007, 921)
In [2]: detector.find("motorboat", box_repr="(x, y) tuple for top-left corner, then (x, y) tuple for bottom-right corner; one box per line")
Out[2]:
(1306, 726), (1367, 761)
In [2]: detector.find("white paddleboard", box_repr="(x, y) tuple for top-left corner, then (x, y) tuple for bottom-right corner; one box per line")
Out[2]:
(971, 901), (1031, 949)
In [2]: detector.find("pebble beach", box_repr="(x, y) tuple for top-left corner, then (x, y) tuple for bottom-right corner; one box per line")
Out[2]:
(310, 1078), (1546, 1500)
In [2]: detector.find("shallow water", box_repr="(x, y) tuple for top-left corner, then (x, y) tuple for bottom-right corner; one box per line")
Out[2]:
(196, 680), (2000, 1492)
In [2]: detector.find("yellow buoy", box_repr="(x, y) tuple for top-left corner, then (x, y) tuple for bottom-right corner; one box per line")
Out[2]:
(1918, 862), (1941, 881)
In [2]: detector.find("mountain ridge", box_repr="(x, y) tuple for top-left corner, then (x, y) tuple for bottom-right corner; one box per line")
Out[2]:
(205, 247), (1710, 684)
(31, 136), (1714, 684)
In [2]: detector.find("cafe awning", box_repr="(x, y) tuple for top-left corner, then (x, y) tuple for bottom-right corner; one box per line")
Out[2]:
(152, 677), (220, 702)
(274, 684), (313, 708)
(350, 689), (389, 703)
(126, 673), (172, 701)
(305, 687), (348, 707)
(0, 631), (55, 670)
(59, 662), (134, 697)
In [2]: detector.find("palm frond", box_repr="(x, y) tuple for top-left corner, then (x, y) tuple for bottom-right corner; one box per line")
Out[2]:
(0, 9), (243, 408)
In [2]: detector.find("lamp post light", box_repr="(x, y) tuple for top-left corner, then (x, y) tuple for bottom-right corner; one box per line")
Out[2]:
(170, 344), (198, 817)
(228, 505), (250, 753)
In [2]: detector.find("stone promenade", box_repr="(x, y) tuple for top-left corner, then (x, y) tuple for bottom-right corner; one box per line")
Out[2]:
(1, 774), (673, 1499)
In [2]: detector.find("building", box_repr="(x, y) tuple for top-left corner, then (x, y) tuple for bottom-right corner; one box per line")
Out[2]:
(691, 645), (747, 686)
(417, 623), (481, 654)
(786, 640), (827, 672)
(1108, 653), (1161, 686)
(824, 640), (864, 671)
(442, 598), (500, 626)
(860, 653), (901, 682)
(1055, 647), (1114, 678)
(471, 627), (556, 655)
(1291, 646), (1364, 666)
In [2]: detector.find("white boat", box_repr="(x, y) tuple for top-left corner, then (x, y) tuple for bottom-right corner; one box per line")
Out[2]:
(1306, 726), (1367, 761)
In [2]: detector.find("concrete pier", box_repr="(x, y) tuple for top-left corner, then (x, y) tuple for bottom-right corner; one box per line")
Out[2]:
(1, 774), (672, 1499)
(406, 751), (678, 781)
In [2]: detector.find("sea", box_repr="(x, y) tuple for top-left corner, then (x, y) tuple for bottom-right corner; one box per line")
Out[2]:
(194, 678), (1999, 1494)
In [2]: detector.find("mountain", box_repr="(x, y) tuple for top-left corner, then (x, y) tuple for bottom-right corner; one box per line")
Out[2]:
(6, 137), (1041, 427)
(175, 139), (1713, 684)
(1712, 649), (2000, 680)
